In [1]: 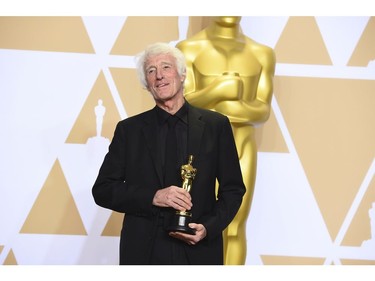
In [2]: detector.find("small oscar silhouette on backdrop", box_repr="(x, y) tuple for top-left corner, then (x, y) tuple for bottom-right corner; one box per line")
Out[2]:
(168, 155), (197, 234)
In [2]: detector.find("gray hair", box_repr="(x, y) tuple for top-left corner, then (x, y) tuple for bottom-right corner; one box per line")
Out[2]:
(135, 42), (186, 88)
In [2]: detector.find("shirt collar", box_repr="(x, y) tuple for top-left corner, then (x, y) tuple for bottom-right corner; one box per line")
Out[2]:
(155, 100), (188, 125)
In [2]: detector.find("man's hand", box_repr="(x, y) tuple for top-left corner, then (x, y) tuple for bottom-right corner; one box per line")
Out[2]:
(152, 185), (192, 212)
(169, 223), (207, 245)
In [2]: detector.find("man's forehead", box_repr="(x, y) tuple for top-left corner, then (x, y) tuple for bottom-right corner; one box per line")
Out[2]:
(146, 54), (175, 66)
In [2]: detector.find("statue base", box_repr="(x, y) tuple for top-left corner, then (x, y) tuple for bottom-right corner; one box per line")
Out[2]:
(167, 211), (196, 235)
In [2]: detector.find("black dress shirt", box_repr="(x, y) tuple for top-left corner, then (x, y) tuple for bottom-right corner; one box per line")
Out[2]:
(155, 102), (188, 185)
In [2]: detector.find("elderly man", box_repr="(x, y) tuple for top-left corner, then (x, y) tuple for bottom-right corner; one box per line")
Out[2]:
(92, 42), (245, 265)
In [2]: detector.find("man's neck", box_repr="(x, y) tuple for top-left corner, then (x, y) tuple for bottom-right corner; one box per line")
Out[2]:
(157, 95), (185, 115)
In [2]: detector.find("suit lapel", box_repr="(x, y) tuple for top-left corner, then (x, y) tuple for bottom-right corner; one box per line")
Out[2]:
(187, 105), (205, 161)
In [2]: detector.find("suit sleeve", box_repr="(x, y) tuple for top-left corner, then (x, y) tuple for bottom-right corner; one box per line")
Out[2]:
(203, 116), (246, 239)
(91, 121), (156, 216)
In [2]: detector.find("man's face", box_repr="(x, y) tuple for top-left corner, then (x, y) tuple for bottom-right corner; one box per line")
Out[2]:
(145, 53), (185, 103)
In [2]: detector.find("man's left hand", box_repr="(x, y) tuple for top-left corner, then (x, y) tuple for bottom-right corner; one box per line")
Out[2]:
(169, 223), (207, 245)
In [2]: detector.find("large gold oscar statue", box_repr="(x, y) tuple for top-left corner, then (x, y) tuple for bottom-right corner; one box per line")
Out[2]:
(176, 16), (276, 265)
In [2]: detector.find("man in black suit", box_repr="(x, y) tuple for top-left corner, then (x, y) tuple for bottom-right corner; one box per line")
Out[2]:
(92, 42), (246, 265)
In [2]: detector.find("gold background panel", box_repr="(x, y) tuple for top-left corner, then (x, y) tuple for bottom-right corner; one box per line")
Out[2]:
(110, 68), (155, 117)
(111, 16), (179, 55)
(0, 16), (95, 53)
(275, 16), (332, 65)
(274, 76), (375, 241)
(343, 175), (375, 246)
(3, 249), (17, 265)
(20, 160), (87, 235)
(348, 17), (375, 66)
(261, 255), (326, 265)
(65, 71), (121, 144)
(101, 212), (124, 237)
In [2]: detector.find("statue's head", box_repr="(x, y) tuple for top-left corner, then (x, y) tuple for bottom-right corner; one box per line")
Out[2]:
(181, 164), (197, 179)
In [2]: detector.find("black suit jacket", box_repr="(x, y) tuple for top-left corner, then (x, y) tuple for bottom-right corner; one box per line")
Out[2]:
(92, 102), (246, 264)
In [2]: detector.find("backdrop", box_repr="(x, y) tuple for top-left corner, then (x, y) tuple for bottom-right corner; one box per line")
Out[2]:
(0, 16), (374, 265)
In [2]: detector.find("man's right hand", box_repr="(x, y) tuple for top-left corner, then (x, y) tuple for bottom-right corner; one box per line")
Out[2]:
(152, 185), (192, 211)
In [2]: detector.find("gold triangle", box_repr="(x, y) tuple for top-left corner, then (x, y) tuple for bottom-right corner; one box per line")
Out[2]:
(342, 176), (375, 246)
(261, 255), (325, 265)
(110, 16), (179, 55)
(101, 212), (124, 237)
(341, 258), (375, 265)
(347, 17), (375, 66)
(65, 71), (121, 144)
(275, 76), (375, 240)
(256, 101), (289, 153)
(186, 16), (212, 38)
(275, 16), (332, 65)
(20, 159), (87, 235)
(110, 68), (155, 117)
(3, 249), (17, 265)
(0, 16), (94, 53)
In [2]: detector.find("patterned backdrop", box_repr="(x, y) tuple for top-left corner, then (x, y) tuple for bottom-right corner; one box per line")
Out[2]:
(0, 16), (374, 265)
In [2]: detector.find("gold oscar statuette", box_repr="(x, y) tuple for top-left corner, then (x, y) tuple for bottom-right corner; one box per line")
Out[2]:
(167, 155), (197, 234)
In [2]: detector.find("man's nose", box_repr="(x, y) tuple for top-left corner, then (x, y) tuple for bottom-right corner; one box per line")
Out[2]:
(156, 68), (164, 80)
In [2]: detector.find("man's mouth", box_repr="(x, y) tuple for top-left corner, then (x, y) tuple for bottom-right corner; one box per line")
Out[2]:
(156, 82), (169, 88)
